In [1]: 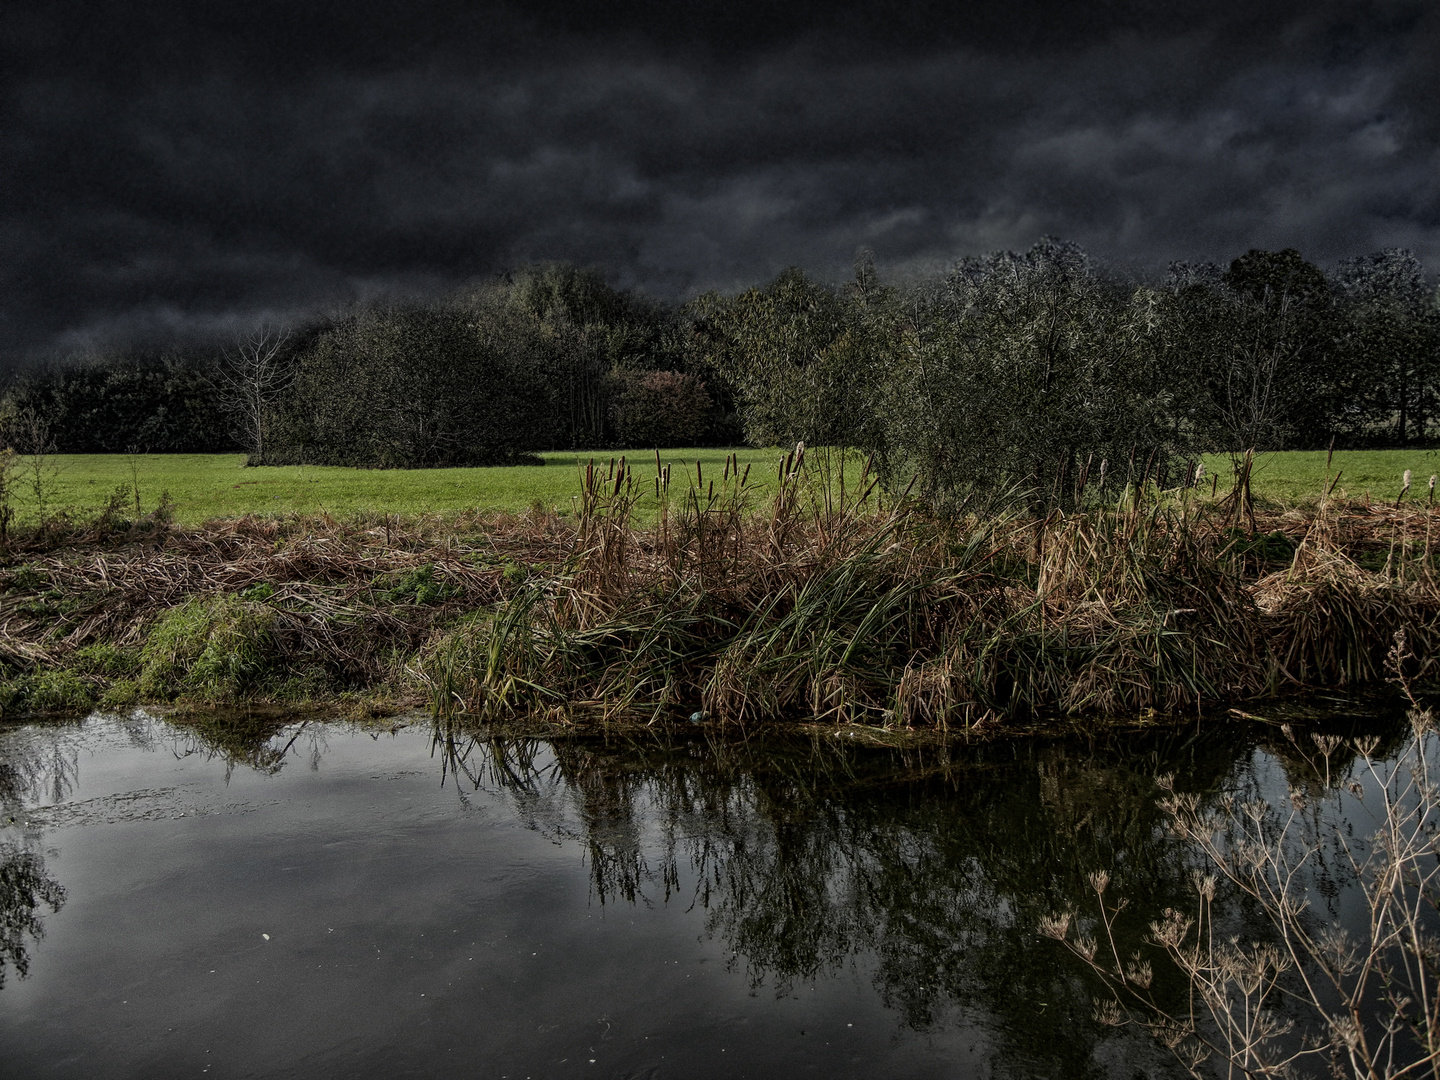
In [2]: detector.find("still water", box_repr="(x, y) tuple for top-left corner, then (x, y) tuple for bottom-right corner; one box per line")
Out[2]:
(0, 709), (1408, 1079)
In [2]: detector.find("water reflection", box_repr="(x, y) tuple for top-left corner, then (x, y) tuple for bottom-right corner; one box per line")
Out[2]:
(0, 707), (1414, 1079)
(431, 722), (1312, 1076)
(0, 842), (65, 988)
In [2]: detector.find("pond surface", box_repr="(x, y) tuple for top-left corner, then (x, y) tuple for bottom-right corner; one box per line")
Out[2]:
(0, 709), (1409, 1079)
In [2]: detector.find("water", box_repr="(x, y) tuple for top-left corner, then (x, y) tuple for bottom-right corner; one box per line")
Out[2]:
(0, 709), (1414, 1078)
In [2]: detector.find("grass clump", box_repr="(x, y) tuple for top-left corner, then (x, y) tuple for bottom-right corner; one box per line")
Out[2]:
(139, 595), (281, 701)
(68, 643), (141, 678)
(0, 669), (97, 717)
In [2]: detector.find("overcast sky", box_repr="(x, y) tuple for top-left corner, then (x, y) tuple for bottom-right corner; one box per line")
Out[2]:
(3, 0), (1438, 364)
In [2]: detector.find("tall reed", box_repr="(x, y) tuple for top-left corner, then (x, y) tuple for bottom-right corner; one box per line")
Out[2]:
(415, 450), (1440, 728)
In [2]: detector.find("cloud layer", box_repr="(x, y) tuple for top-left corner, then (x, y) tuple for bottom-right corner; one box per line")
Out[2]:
(3, 0), (1438, 361)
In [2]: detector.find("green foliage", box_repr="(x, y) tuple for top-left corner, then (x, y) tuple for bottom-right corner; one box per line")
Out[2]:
(0, 352), (232, 454)
(69, 643), (140, 678)
(97, 679), (139, 711)
(2, 567), (43, 592)
(0, 670), (96, 716)
(608, 370), (715, 447)
(139, 595), (280, 700)
(876, 239), (1183, 509)
(25, 670), (95, 712)
(383, 565), (458, 606)
(688, 264), (889, 450)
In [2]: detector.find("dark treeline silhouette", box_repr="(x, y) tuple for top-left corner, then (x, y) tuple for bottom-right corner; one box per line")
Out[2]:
(2, 244), (1437, 501)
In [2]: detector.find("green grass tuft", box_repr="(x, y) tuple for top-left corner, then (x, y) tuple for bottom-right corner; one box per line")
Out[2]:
(0, 670), (96, 716)
(139, 595), (281, 700)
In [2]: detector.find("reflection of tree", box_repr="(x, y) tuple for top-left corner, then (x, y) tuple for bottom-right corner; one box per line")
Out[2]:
(433, 721), (1266, 1078)
(0, 842), (65, 988)
(0, 725), (80, 813)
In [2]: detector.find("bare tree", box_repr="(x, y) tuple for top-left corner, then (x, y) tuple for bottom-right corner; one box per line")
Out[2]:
(0, 405), (59, 529)
(214, 325), (293, 464)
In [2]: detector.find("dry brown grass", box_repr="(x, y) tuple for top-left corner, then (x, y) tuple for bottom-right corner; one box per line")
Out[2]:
(2, 457), (1439, 725)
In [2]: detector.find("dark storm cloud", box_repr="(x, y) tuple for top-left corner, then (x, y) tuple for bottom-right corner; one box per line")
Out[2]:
(2, 0), (1437, 362)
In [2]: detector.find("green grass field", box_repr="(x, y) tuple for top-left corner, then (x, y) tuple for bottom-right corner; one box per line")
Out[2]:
(8, 446), (1440, 528)
(1200, 448), (1440, 505)
(6, 448), (861, 527)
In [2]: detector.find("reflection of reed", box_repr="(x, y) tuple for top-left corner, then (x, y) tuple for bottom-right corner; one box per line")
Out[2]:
(162, 711), (324, 779)
(429, 717), (1277, 1076)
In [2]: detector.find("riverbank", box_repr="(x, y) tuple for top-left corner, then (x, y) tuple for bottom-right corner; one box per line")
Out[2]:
(2, 451), (1437, 731)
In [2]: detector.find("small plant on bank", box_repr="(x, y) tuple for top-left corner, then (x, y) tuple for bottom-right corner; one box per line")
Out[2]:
(139, 595), (281, 701)
(382, 565), (460, 606)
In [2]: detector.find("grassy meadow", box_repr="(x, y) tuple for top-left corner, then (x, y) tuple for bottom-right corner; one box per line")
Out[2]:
(8, 447), (846, 527)
(1222, 447), (1440, 505)
(7, 446), (1440, 527)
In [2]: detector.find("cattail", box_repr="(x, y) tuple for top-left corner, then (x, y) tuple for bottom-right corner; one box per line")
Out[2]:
(1430, 475), (1436, 507)
(1193, 462), (1205, 486)
(1398, 469), (1413, 507)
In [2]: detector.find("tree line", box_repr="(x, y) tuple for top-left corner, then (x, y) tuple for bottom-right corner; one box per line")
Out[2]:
(2, 244), (1437, 505)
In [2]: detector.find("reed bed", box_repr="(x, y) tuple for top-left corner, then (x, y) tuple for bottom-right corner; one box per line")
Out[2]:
(1, 451), (1437, 728)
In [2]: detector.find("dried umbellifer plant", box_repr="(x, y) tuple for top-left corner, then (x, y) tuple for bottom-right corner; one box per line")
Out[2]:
(1042, 630), (1440, 1079)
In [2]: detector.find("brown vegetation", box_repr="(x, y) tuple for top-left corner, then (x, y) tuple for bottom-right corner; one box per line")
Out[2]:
(0, 452), (1438, 726)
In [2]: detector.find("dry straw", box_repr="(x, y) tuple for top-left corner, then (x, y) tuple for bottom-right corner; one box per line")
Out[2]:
(3, 453), (1439, 726)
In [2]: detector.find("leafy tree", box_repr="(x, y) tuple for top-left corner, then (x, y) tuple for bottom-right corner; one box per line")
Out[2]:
(687, 258), (892, 451)
(876, 239), (1183, 509)
(1331, 249), (1440, 444)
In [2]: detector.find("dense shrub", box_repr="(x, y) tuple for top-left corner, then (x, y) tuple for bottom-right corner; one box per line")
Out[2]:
(0, 353), (232, 453)
(609, 369), (714, 448)
(687, 265), (886, 450)
(263, 303), (562, 467)
(875, 240), (1184, 508)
